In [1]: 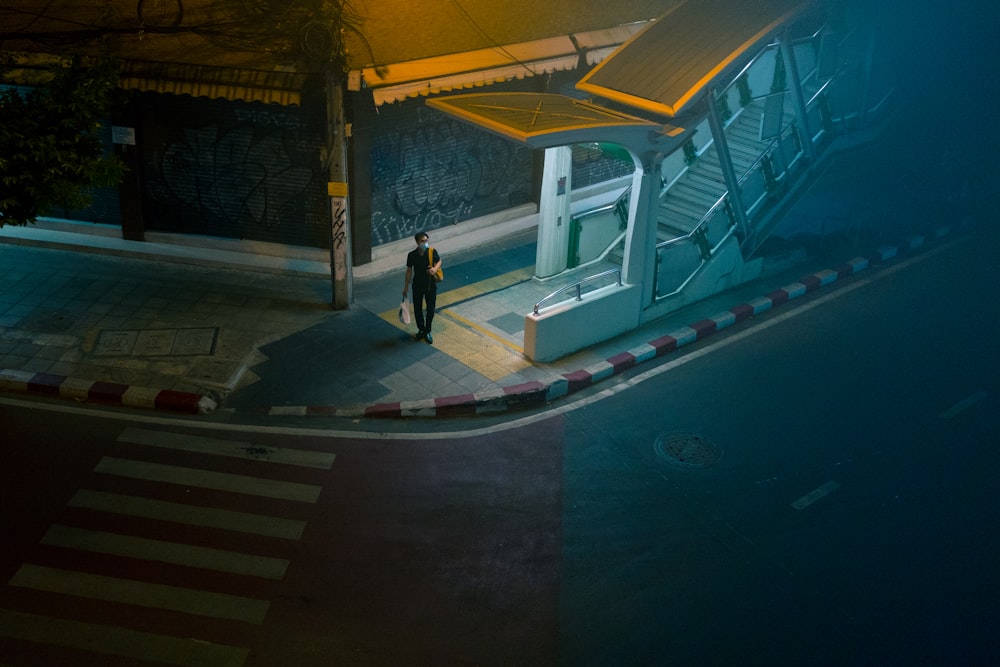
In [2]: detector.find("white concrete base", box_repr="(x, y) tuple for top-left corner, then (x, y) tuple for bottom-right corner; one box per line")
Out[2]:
(524, 283), (642, 362)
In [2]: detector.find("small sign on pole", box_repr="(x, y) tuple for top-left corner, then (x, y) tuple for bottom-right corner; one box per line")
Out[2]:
(111, 126), (136, 146)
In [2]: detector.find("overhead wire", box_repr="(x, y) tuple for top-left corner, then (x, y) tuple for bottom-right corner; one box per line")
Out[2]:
(448, 0), (537, 77)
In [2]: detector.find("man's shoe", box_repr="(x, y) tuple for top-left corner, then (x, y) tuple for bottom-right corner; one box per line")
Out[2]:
(414, 331), (425, 341)
(425, 332), (433, 344)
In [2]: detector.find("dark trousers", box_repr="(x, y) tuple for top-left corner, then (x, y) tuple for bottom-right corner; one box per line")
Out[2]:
(412, 284), (437, 333)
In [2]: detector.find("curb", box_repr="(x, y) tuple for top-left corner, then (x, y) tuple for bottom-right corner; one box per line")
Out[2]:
(1, 226), (953, 419)
(262, 226), (952, 419)
(0, 369), (217, 414)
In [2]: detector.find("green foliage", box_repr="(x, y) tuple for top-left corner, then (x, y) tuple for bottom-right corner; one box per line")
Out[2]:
(206, 0), (360, 71)
(0, 57), (124, 226)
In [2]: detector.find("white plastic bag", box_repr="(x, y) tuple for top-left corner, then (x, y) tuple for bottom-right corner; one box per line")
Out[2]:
(398, 297), (411, 325)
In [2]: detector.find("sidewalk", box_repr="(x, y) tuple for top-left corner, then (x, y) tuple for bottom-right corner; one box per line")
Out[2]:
(1, 140), (966, 418)
(0, 217), (953, 420)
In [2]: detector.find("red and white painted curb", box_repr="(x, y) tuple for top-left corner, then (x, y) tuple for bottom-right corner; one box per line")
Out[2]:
(0, 369), (217, 414)
(1, 227), (950, 418)
(264, 228), (950, 419)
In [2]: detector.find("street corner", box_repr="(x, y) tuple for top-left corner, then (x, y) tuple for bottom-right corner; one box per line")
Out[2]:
(0, 367), (217, 414)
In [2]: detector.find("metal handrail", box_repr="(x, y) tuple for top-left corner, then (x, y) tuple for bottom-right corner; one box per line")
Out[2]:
(571, 185), (632, 225)
(652, 120), (800, 298)
(658, 116), (798, 254)
(657, 191), (728, 251)
(533, 269), (622, 315)
(736, 129), (786, 185)
(655, 224), (739, 301)
(806, 77), (833, 109)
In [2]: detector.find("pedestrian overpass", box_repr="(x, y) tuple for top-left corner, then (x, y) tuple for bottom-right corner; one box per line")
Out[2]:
(428, 0), (891, 361)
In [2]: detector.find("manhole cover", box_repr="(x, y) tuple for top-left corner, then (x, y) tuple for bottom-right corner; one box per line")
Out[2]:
(654, 432), (721, 468)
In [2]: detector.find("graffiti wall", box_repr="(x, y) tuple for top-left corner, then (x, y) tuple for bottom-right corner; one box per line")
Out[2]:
(138, 94), (329, 248)
(366, 103), (535, 247)
(362, 96), (634, 248)
(572, 143), (634, 190)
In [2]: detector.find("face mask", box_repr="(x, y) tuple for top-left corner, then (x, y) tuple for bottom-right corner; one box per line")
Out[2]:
(421, 242), (429, 250)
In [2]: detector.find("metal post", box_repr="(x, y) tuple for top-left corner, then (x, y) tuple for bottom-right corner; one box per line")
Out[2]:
(326, 70), (352, 309)
(779, 30), (815, 162)
(706, 88), (750, 239)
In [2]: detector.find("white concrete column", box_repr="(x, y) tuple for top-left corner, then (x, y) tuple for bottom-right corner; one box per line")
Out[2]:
(621, 154), (661, 305)
(535, 146), (573, 278)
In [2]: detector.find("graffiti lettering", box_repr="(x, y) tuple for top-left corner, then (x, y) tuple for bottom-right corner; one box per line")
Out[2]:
(332, 197), (347, 249)
(369, 112), (532, 246)
(233, 107), (305, 130)
(143, 99), (325, 247)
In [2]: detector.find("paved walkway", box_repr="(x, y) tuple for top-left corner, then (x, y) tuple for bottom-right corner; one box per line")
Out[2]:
(0, 220), (953, 419)
(1, 138), (971, 418)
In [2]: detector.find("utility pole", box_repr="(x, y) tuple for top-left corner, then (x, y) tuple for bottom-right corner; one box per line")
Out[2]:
(326, 68), (352, 309)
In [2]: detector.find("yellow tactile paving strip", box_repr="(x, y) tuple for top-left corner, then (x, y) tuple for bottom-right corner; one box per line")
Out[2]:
(379, 268), (535, 381)
(434, 267), (535, 308)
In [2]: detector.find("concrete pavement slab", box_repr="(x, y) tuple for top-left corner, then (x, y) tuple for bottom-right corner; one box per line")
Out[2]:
(1, 202), (966, 418)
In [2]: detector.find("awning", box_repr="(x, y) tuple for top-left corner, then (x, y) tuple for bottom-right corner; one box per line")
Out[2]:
(357, 23), (648, 106)
(577, 0), (816, 118)
(118, 60), (311, 106)
(426, 92), (684, 151)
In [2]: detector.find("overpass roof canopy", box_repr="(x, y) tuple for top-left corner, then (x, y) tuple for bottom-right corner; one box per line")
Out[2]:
(426, 0), (816, 152)
(578, 0), (817, 118)
(425, 93), (681, 151)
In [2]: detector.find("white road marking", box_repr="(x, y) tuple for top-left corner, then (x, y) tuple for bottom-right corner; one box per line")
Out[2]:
(791, 480), (841, 510)
(68, 489), (306, 539)
(117, 426), (335, 469)
(10, 564), (270, 624)
(41, 524), (290, 580)
(939, 391), (989, 420)
(0, 608), (249, 666)
(94, 457), (322, 503)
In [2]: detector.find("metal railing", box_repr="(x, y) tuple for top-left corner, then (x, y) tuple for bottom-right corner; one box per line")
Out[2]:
(548, 40), (889, 312)
(654, 199), (738, 300)
(568, 186), (631, 268)
(533, 269), (622, 315)
(570, 186), (631, 227)
(653, 114), (805, 300)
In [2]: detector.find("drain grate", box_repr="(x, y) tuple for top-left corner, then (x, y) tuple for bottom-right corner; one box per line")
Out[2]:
(93, 327), (218, 357)
(20, 310), (76, 333)
(654, 432), (721, 468)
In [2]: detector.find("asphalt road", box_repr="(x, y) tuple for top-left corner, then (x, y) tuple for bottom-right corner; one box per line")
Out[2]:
(557, 229), (1000, 664)
(1, 226), (997, 665)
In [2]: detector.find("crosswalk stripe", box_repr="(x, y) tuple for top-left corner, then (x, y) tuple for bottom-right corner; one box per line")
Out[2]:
(69, 489), (306, 540)
(10, 564), (270, 624)
(41, 525), (290, 580)
(0, 608), (249, 666)
(117, 427), (336, 469)
(95, 457), (322, 503)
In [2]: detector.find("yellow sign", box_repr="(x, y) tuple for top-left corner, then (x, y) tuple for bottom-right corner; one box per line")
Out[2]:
(327, 182), (349, 197)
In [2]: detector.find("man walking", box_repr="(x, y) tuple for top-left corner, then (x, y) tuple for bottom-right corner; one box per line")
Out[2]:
(402, 231), (442, 344)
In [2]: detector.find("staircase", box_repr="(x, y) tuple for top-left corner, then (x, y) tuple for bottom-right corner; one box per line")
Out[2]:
(657, 99), (795, 244)
(603, 97), (799, 267)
